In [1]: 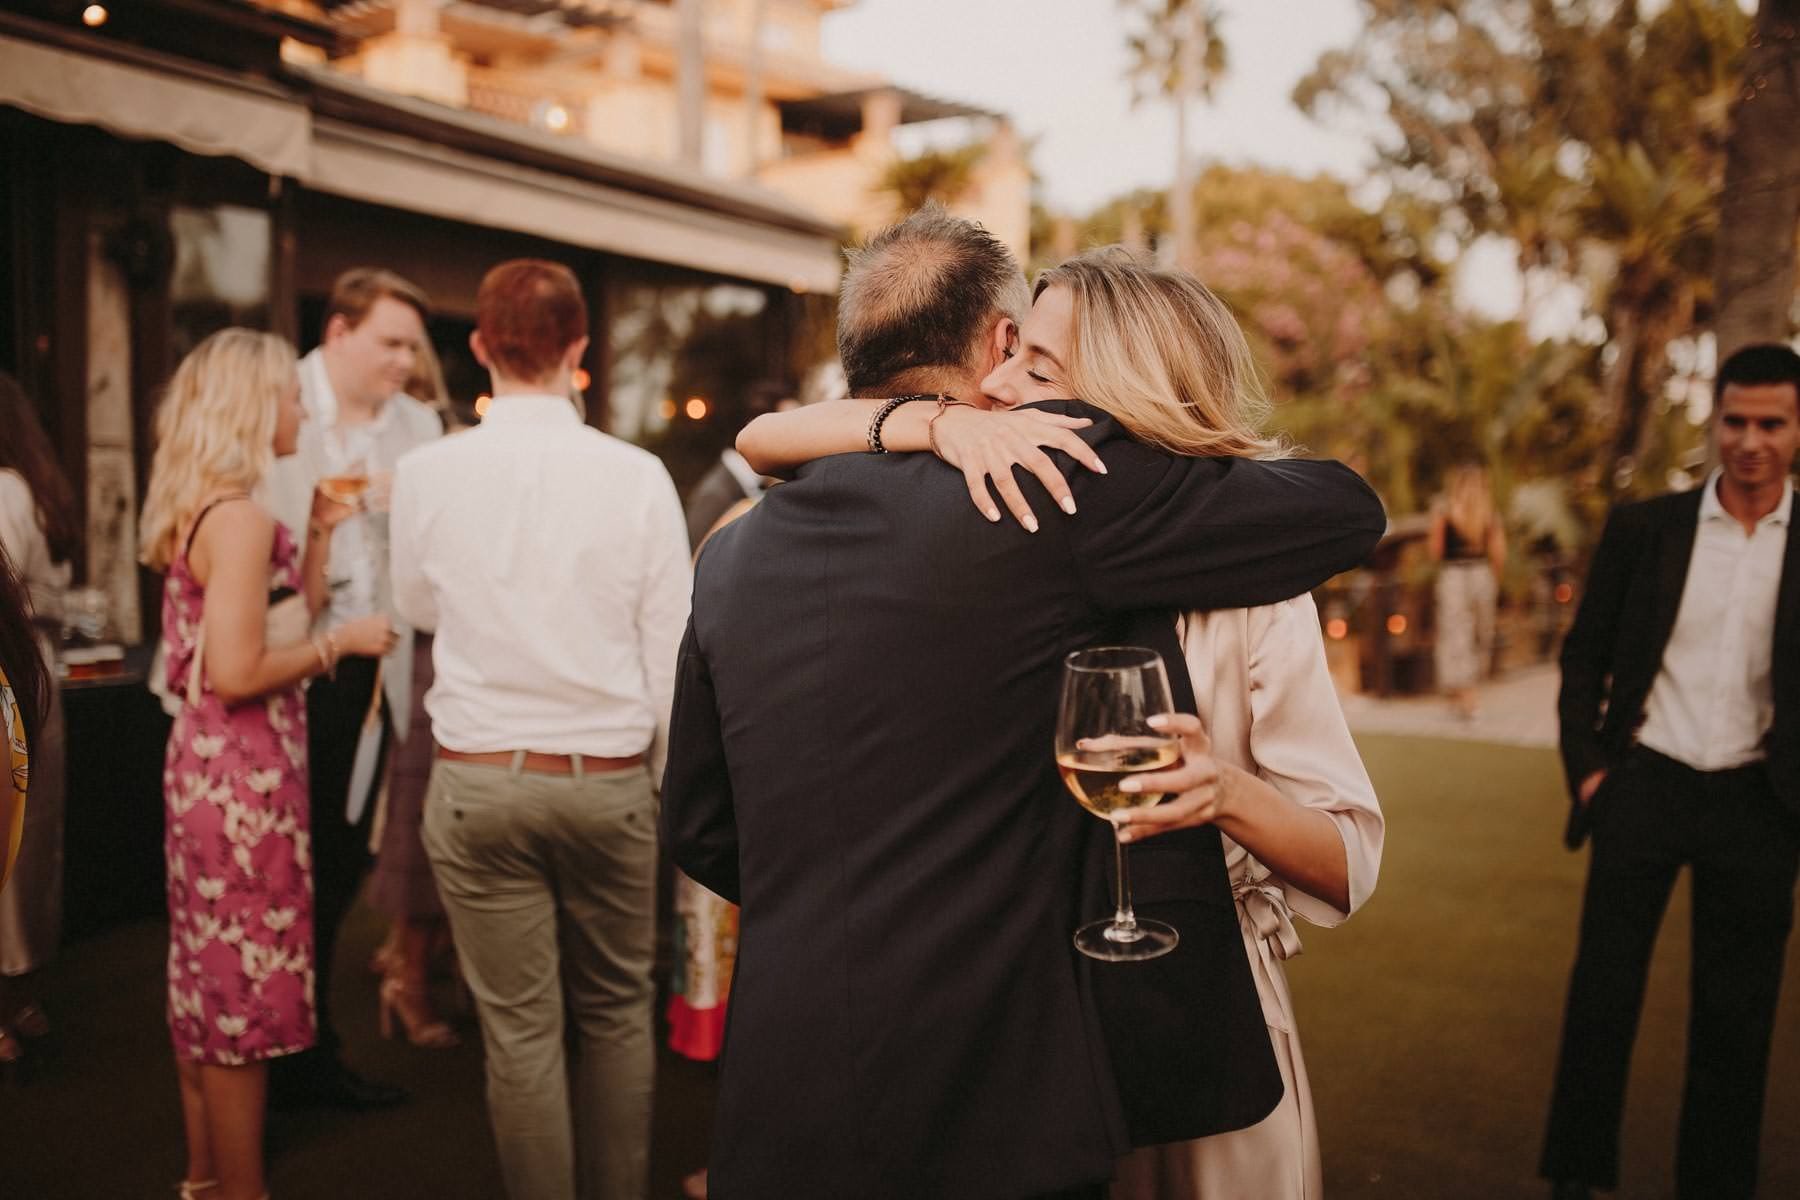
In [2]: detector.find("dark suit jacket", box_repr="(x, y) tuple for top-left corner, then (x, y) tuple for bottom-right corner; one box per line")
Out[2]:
(662, 402), (1386, 1199)
(1558, 486), (1800, 849)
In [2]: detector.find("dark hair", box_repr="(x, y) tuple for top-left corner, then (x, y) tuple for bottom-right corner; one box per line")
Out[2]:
(1715, 343), (1800, 407)
(0, 371), (79, 564)
(324, 267), (430, 332)
(0, 544), (48, 752)
(836, 205), (1029, 395)
(476, 259), (589, 384)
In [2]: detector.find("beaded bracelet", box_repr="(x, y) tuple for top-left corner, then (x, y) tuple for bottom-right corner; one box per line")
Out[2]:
(866, 394), (941, 453)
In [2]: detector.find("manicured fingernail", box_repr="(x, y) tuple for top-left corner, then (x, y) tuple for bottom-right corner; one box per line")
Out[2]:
(1147, 714), (1170, 728)
(1024, 515), (1040, 533)
(1060, 496), (1077, 515)
(985, 508), (1001, 522)
(1116, 827), (1134, 843)
(1120, 778), (1140, 792)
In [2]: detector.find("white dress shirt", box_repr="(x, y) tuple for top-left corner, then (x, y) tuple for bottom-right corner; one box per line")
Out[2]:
(389, 393), (692, 771)
(262, 349), (442, 740)
(1638, 470), (1793, 771)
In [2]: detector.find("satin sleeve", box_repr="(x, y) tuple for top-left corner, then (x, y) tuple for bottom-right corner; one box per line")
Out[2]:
(1243, 594), (1385, 927)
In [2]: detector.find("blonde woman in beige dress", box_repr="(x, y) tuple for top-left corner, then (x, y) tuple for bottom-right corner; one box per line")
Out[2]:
(739, 248), (1385, 1197)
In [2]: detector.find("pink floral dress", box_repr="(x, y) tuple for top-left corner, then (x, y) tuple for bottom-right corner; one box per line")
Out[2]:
(162, 511), (315, 1064)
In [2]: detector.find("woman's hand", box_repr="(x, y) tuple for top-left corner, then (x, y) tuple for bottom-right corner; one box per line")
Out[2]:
(333, 614), (398, 659)
(1112, 713), (1230, 843)
(929, 406), (1107, 530)
(309, 484), (359, 533)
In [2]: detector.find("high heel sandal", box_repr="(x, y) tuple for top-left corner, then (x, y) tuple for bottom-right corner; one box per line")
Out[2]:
(176, 1180), (218, 1200)
(378, 977), (460, 1049)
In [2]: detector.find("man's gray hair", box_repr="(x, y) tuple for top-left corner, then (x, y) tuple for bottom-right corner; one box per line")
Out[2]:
(837, 204), (1031, 395)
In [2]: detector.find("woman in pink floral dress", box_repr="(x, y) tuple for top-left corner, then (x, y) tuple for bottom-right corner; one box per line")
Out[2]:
(141, 329), (396, 1200)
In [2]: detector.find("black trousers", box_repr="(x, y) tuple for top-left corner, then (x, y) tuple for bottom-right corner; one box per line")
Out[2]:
(1541, 747), (1799, 1197)
(296, 653), (391, 1058)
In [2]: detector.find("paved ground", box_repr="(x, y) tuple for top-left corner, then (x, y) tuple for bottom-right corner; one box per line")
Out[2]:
(1338, 663), (1560, 749)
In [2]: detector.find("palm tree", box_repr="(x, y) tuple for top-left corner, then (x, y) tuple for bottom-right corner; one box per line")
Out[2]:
(1713, 0), (1800, 359)
(1120, 0), (1228, 267)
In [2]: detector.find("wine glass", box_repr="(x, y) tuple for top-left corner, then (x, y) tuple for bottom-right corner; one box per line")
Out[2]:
(318, 455), (370, 508)
(1056, 646), (1181, 961)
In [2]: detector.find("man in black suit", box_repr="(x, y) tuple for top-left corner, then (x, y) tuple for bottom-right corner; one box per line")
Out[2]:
(1542, 343), (1800, 1200)
(661, 210), (1386, 1200)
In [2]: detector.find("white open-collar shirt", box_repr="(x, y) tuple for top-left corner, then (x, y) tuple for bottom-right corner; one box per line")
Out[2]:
(1638, 469), (1793, 771)
(389, 394), (692, 773)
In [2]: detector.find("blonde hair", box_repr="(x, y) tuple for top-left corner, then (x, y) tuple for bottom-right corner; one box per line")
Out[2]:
(1035, 248), (1289, 460)
(139, 329), (295, 571)
(1444, 464), (1495, 542)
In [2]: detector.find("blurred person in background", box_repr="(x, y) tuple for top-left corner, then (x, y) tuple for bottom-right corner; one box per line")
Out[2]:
(141, 328), (395, 1200)
(263, 267), (442, 1111)
(1543, 343), (1800, 1200)
(366, 334), (460, 1050)
(0, 370), (75, 1069)
(392, 259), (690, 1200)
(682, 382), (791, 551)
(1, 546), (49, 898)
(1429, 463), (1506, 720)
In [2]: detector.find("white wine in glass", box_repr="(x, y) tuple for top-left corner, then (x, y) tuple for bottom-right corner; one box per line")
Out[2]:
(1057, 646), (1180, 962)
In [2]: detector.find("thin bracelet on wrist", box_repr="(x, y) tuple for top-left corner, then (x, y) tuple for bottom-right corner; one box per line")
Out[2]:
(309, 634), (332, 675)
(927, 395), (973, 459)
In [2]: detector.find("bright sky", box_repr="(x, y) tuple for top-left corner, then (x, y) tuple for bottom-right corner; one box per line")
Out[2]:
(820, 0), (1373, 215)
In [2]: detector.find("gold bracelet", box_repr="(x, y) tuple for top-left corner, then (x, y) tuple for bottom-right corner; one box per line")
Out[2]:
(309, 635), (332, 675)
(324, 630), (342, 680)
(927, 394), (973, 459)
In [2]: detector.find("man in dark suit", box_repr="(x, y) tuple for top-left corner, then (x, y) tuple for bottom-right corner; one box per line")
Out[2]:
(661, 210), (1386, 1200)
(1542, 343), (1800, 1200)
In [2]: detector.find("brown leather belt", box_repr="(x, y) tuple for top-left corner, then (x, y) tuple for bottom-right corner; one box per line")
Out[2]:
(436, 747), (644, 775)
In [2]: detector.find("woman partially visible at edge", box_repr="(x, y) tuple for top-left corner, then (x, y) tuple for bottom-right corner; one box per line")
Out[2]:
(140, 328), (395, 1200)
(738, 248), (1385, 1198)
(1, 546), (48, 896)
(0, 370), (77, 1068)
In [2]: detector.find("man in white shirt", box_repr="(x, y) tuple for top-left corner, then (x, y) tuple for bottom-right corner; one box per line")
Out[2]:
(391, 259), (690, 1200)
(264, 267), (443, 1111)
(1544, 343), (1800, 1200)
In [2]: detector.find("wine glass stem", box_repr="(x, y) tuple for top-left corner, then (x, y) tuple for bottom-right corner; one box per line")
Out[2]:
(1112, 823), (1138, 933)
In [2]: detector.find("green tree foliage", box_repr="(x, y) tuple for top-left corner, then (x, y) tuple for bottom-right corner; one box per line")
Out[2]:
(877, 143), (988, 214)
(1294, 0), (1750, 498)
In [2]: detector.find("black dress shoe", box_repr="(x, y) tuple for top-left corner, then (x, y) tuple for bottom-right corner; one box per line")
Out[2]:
(270, 1058), (409, 1112)
(1549, 1181), (1592, 1200)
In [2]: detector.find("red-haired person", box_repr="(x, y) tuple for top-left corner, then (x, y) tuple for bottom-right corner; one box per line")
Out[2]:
(391, 260), (690, 1200)
(263, 268), (443, 1112)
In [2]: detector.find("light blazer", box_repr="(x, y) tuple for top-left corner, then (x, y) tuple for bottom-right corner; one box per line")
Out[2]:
(1557, 487), (1800, 848)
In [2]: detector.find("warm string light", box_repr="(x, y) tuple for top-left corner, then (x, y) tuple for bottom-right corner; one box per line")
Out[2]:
(82, 4), (109, 26)
(1385, 614), (1408, 636)
(684, 397), (709, 420)
(1325, 618), (1349, 641)
(475, 394), (493, 418)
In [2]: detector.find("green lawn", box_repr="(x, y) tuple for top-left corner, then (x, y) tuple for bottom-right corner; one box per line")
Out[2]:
(8, 734), (1798, 1198)
(1304, 734), (1800, 1199)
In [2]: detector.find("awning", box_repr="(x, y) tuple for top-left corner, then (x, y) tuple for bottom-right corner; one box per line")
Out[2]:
(309, 119), (843, 293)
(0, 31), (311, 178)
